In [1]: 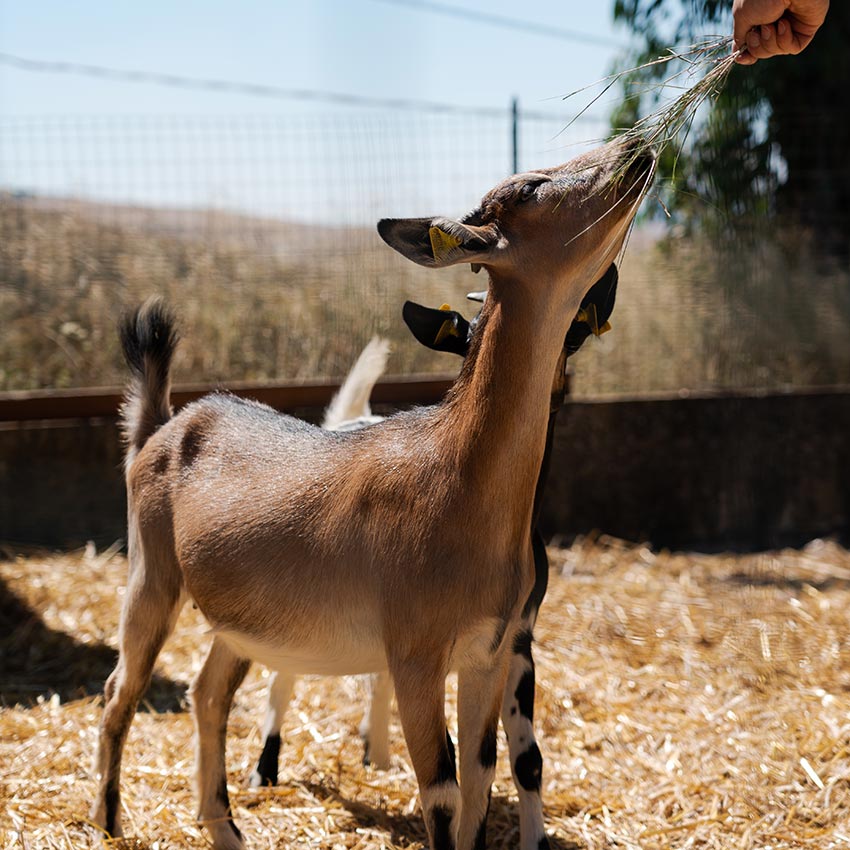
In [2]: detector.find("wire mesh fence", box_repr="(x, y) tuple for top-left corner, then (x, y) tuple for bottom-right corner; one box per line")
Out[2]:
(2, 107), (849, 397)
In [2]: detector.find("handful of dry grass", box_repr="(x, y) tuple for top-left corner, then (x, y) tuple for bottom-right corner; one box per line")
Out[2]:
(566, 36), (742, 185)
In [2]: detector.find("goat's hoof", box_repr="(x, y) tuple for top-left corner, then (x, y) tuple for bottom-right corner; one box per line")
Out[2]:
(248, 768), (277, 788)
(368, 754), (391, 770)
(361, 739), (390, 771)
(202, 818), (246, 850)
(88, 801), (122, 839)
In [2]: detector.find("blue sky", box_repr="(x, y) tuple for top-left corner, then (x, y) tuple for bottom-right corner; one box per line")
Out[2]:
(1, 1), (630, 115)
(0, 2), (644, 222)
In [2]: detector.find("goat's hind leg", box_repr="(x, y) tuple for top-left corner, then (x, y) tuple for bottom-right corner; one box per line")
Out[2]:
(249, 670), (295, 786)
(191, 637), (250, 850)
(90, 539), (183, 838)
(501, 530), (550, 850)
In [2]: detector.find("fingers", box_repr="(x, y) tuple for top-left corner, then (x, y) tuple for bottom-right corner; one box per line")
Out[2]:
(732, 0), (787, 51)
(733, 0), (829, 64)
(735, 17), (807, 64)
(752, 23), (787, 59)
(774, 18), (798, 53)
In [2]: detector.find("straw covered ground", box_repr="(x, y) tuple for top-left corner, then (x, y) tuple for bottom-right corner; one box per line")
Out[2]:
(3, 536), (850, 849)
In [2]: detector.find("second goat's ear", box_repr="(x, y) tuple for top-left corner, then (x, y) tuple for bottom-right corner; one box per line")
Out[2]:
(378, 217), (498, 269)
(563, 262), (619, 356)
(402, 301), (471, 357)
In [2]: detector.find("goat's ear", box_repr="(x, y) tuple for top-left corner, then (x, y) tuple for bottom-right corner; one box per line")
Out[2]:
(564, 263), (619, 356)
(378, 217), (498, 268)
(402, 301), (471, 356)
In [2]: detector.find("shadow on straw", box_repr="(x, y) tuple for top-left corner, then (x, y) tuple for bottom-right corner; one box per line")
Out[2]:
(0, 576), (186, 710)
(302, 779), (582, 850)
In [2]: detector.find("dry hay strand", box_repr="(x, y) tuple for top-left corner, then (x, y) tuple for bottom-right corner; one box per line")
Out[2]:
(3, 537), (850, 848)
(563, 36), (740, 208)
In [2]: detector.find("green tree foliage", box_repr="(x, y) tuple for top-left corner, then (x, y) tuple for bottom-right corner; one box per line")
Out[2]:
(613, 1), (848, 253)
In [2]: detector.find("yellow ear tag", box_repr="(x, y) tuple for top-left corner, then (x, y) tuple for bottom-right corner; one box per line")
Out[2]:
(429, 226), (462, 262)
(434, 321), (459, 345)
(576, 303), (611, 337)
(434, 311), (460, 345)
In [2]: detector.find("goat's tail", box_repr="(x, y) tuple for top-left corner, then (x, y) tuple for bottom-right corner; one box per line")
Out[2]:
(322, 337), (390, 429)
(119, 297), (179, 458)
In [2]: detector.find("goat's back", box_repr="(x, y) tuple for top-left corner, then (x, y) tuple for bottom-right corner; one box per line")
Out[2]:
(126, 393), (531, 667)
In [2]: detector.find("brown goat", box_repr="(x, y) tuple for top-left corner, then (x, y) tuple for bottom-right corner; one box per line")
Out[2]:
(90, 137), (654, 850)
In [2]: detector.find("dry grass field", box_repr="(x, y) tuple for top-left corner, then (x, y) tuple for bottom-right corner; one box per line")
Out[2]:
(3, 537), (850, 849)
(3, 195), (850, 398)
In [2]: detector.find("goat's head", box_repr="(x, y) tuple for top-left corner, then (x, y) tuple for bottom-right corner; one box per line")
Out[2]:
(379, 137), (653, 319)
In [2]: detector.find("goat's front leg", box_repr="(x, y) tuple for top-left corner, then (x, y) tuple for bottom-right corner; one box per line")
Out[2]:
(249, 670), (296, 786)
(456, 654), (510, 850)
(190, 637), (251, 850)
(393, 659), (459, 850)
(360, 671), (393, 768)
(500, 530), (549, 850)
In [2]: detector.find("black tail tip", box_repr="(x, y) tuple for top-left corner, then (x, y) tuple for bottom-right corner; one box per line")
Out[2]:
(119, 297), (179, 374)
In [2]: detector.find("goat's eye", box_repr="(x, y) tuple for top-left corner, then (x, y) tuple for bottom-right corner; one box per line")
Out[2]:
(518, 180), (545, 203)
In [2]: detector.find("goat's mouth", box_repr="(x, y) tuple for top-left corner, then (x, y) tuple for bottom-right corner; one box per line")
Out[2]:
(609, 138), (657, 196)
(599, 144), (657, 230)
(559, 144), (655, 252)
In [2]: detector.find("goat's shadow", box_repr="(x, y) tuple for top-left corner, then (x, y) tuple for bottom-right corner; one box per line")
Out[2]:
(297, 779), (580, 849)
(0, 575), (186, 710)
(720, 571), (850, 592)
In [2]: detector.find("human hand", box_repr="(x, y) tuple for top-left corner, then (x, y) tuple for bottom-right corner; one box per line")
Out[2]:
(732, 0), (829, 64)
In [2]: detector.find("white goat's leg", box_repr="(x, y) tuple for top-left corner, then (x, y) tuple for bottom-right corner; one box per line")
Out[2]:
(90, 535), (183, 839)
(190, 637), (251, 850)
(249, 670), (296, 787)
(456, 655), (509, 850)
(393, 660), (459, 850)
(501, 621), (547, 850)
(359, 671), (393, 768)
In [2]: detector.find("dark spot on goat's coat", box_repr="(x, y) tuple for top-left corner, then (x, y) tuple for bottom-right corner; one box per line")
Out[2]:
(152, 449), (170, 474)
(479, 725), (497, 769)
(473, 790), (492, 850)
(215, 777), (242, 838)
(254, 733), (281, 785)
(515, 669), (535, 721)
(515, 743), (543, 791)
(104, 780), (119, 835)
(523, 530), (550, 617)
(434, 728), (457, 785)
(513, 629), (534, 662)
(431, 805), (455, 850)
(216, 776), (229, 808)
(180, 420), (205, 467)
(474, 818), (487, 850)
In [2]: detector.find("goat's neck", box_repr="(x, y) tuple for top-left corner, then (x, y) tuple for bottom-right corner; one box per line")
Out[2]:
(438, 274), (575, 544)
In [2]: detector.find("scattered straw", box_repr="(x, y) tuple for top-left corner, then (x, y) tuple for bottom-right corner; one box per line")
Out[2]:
(3, 536), (850, 848)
